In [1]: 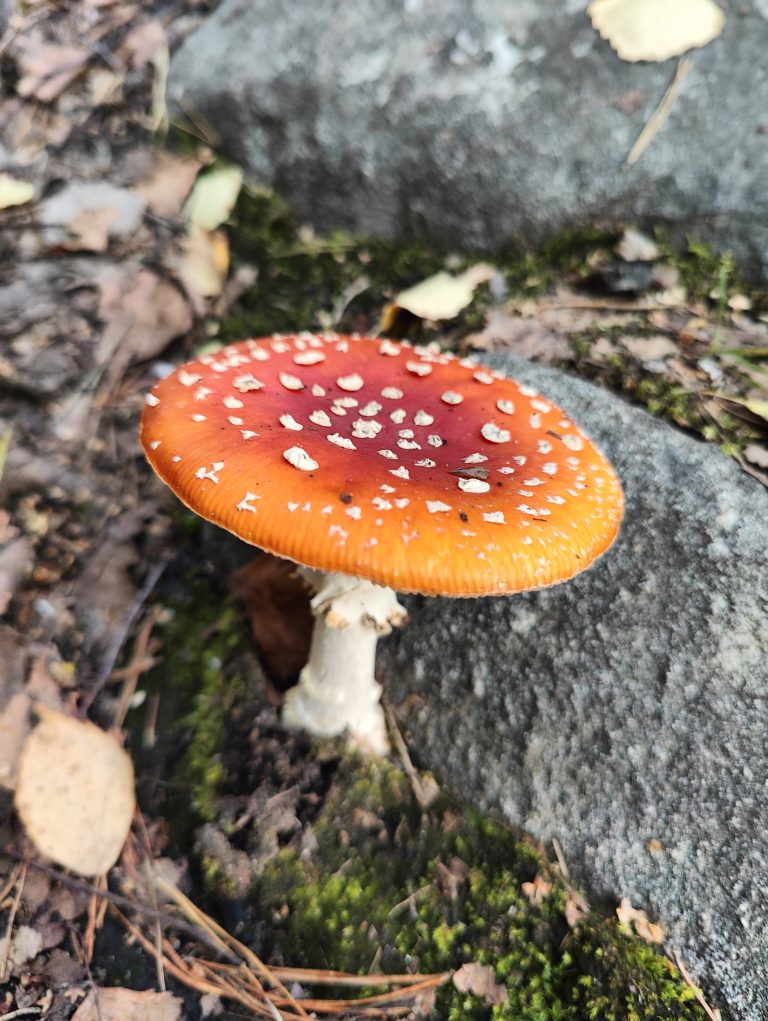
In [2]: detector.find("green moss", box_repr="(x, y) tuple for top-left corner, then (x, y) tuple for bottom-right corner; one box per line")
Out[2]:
(219, 188), (447, 340)
(258, 759), (707, 1020)
(218, 187), (620, 343)
(133, 569), (248, 835)
(200, 853), (239, 900)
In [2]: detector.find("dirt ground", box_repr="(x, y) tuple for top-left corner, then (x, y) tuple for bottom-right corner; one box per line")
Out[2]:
(1, 1), (766, 1019)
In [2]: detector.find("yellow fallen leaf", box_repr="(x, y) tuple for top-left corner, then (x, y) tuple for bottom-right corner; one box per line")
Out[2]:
(184, 163), (243, 231)
(379, 264), (495, 332)
(180, 224), (230, 300)
(588, 0), (724, 62)
(0, 174), (35, 210)
(15, 705), (135, 877)
(713, 394), (768, 425)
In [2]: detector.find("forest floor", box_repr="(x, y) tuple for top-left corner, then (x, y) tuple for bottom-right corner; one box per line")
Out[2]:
(1, 1), (767, 1019)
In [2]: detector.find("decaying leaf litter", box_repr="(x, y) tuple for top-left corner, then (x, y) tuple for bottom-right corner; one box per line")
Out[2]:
(0, 0), (759, 1018)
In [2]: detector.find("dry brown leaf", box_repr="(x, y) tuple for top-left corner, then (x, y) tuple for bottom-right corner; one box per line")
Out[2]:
(70, 986), (183, 1021)
(588, 0), (724, 62)
(521, 874), (553, 905)
(565, 893), (588, 928)
(120, 19), (167, 70)
(0, 692), (32, 790)
(40, 182), (146, 252)
(452, 962), (507, 1006)
(464, 308), (572, 363)
(616, 897), (666, 944)
(15, 705), (135, 876)
(0, 534), (33, 616)
(744, 443), (768, 469)
(136, 151), (203, 218)
(230, 556), (313, 686)
(97, 267), (194, 365)
(622, 335), (678, 363)
(16, 37), (91, 103)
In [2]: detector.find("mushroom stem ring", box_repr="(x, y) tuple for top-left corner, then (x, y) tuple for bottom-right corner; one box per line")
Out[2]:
(282, 569), (406, 755)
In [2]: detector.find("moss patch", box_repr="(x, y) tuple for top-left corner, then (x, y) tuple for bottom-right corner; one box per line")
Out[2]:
(258, 758), (706, 1021)
(131, 562), (250, 838)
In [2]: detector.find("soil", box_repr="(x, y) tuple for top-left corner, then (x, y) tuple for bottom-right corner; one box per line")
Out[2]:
(1, 1), (765, 1019)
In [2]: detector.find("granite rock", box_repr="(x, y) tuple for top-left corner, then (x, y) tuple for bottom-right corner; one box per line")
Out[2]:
(169, 0), (768, 277)
(378, 355), (768, 1021)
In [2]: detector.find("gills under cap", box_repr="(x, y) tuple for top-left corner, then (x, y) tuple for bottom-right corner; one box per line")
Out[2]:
(141, 333), (624, 596)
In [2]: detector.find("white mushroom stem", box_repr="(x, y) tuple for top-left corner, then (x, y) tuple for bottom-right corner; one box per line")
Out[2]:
(281, 568), (406, 754)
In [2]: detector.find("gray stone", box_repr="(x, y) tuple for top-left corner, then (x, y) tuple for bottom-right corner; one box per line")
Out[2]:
(169, 0), (768, 277)
(376, 354), (768, 1020)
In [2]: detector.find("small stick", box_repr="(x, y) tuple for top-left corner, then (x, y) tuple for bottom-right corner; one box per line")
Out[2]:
(671, 949), (722, 1021)
(0, 862), (26, 983)
(551, 838), (589, 912)
(0, 851), (235, 958)
(154, 877), (306, 1019)
(623, 58), (693, 169)
(0, 863), (21, 905)
(79, 560), (167, 717)
(383, 703), (432, 809)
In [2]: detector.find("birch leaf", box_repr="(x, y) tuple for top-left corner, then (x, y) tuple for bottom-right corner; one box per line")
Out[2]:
(184, 164), (243, 231)
(588, 0), (725, 62)
(15, 706), (135, 877)
(380, 264), (495, 331)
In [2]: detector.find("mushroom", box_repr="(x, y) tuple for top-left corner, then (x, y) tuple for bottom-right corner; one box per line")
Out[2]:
(141, 333), (623, 754)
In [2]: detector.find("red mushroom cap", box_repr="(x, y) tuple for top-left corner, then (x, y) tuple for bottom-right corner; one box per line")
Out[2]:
(141, 333), (623, 596)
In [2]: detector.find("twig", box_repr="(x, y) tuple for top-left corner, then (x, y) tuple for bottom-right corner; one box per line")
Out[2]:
(0, 862), (26, 983)
(386, 883), (434, 919)
(112, 908), (304, 1020)
(154, 876), (305, 1019)
(551, 836), (569, 878)
(623, 58), (693, 169)
(551, 838), (589, 913)
(0, 863), (21, 904)
(257, 966), (446, 987)
(0, 851), (235, 958)
(671, 948), (721, 1021)
(83, 874), (104, 964)
(79, 559), (167, 717)
(383, 702), (433, 809)
(112, 607), (162, 730)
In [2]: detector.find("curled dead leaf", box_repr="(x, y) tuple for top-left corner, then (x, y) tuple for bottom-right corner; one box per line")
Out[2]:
(521, 874), (553, 905)
(15, 36), (91, 103)
(616, 896), (666, 944)
(452, 962), (507, 1006)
